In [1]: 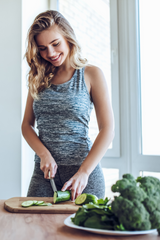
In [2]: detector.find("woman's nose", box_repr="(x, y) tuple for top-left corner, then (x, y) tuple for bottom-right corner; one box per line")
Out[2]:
(47, 46), (55, 57)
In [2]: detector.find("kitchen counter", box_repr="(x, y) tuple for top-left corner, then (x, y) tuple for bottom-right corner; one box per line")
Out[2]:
(0, 200), (159, 240)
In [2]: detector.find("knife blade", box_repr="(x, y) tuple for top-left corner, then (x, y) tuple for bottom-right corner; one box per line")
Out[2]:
(48, 171), (57, 192)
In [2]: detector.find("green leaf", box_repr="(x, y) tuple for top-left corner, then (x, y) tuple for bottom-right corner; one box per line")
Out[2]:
(73, 207), (89, 226)
(97, 199), (105, 205)
(114, 223), (126, 231)
(83, 202), (107, 209)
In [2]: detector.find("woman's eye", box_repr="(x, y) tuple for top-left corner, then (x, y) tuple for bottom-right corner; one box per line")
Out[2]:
(53, 42), (60, 47)
(39, 48), (46, 51)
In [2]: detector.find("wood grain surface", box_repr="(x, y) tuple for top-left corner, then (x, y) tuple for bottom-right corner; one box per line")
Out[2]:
(0, 200), (159, 240)
(4, 197), (80, 213)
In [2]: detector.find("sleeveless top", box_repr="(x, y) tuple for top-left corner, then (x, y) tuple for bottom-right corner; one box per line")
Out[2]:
(33, 67), (94, 165)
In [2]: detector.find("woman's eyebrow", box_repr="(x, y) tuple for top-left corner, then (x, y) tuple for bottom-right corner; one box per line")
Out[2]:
(37, 38), (60, 47)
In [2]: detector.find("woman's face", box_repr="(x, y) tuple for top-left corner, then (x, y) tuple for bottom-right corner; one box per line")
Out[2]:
(36, 24), (70, 67)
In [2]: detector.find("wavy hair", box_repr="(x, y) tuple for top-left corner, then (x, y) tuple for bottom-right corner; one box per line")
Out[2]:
(25, 10), (88, 99)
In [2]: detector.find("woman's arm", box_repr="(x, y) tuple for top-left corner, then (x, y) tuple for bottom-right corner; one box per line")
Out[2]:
(62, 66), (115, 200)
(21, 91), (57, 178)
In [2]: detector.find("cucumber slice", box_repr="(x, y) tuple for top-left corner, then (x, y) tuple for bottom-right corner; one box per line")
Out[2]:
(21, 200), (52, 207)
(75, 193), (98, 205)
(38, 203), (52, 206)
(53, 191), (71, 203)
(21, 200), (34, 207)
(34, 201), (44, 205)
(75, 194), (86, 205)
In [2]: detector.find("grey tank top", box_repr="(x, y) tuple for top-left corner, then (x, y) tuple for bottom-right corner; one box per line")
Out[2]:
(33, 67), (94, 165)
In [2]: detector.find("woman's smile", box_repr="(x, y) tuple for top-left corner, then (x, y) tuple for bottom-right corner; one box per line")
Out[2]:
(49, 53), (62, 62)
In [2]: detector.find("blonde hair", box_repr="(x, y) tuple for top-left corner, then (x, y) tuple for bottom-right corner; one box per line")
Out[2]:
(25, 10), (88, 99)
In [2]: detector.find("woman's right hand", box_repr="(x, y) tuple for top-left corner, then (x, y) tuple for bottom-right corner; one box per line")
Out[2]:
(40, 152), (57, 179)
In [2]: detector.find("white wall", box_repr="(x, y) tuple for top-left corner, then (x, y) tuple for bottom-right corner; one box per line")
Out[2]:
(0, 0), (22, 199)
(21, 0), (49, 196)
(0, 0), (51, 199)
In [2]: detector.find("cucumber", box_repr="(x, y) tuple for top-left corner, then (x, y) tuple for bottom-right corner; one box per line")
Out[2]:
(53, 191), (71, 203)
(34, 201), (44, 205)
(39, 203), (52, 206)
(21, 200), (52, 207)
(21, 200), (34, 207)
(75, 193), (98, 205)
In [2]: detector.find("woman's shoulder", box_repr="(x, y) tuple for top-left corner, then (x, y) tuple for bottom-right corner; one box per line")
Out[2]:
(85, 64), (102, 74)
(84, 64), (105, 84)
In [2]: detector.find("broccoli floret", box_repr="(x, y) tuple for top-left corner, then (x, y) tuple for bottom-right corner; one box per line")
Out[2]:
(111, 196), (151, 231)
(150, 211), (160, 229)
(143, 195), (160, 213)
(123, 173), (137, 185)
(136, 175), (160, 233)
(111, 174), (137, 194)
(111, 179), (132, 193)
(121, 185), (147, 202)
(137, 176), (160, 196)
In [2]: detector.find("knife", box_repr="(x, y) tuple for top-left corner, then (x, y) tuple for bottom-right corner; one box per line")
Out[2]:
(48, 171), (57, 192)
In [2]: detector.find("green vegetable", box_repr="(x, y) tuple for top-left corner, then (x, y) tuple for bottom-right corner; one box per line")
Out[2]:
(34, 201), (44, 205)
(71, 207), (88, 225)
(83, 202), (107, 209)
(72, 174), (160, 233)
(39, 203), (53, 206)
(111, 174), (137, 193)
(137, 176), (160, 231)
(111, 174), (160, 234)
(21, 201), (34, 207)
(53, 190), (71, 203)
(75, 193), (98, 205)
(71, 200), (124, 231)
(97, 197), (110, 205)
(84, 215), (109, 229)
(21, 200), (52, 207)
(111, 196), (151, 230)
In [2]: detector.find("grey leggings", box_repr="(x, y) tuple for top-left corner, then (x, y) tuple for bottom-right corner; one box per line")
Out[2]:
(27, 162), (105, 199)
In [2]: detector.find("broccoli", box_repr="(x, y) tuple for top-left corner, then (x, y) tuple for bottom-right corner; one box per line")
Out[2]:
(120, 185), (147, 202)
(111, 174), (160, 234)
(137, 176), (160, 196)
(111, 173), (137, 193)
(137, 176), (160, 231)
(111, 196), (151, 230)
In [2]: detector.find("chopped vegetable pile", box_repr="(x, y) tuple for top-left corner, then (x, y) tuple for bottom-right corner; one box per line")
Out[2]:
(72, 197), (125, 231)
(73, 174), (160, 234)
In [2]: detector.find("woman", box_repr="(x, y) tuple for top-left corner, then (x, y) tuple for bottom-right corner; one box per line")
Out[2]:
(21, 10), (114, 201)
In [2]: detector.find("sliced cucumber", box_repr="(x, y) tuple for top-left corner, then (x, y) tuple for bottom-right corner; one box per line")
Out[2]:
(21, 200), (34, 207)
(75, 193), (98, 205)
(53, 191), (71, 203)
(34, 201), (44, 205)
(39, 203), (52, 206)
(21, 200), (52, 208)
(75, 194), (86, 205)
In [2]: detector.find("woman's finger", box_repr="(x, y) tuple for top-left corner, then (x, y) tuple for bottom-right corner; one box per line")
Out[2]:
(61, 179), (72, 191)
(44, 167), (50, 179)
(71, 188), (76, 201)
(75, 185), (82, 200)
(50, 165), (57, 178)
(71, 182), (79, 201)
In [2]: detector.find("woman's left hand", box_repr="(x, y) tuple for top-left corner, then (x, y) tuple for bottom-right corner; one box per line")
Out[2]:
(61, 171), (89, 201)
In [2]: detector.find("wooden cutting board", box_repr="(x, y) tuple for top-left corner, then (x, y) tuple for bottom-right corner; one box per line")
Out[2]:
(4, 197), (80, 214)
